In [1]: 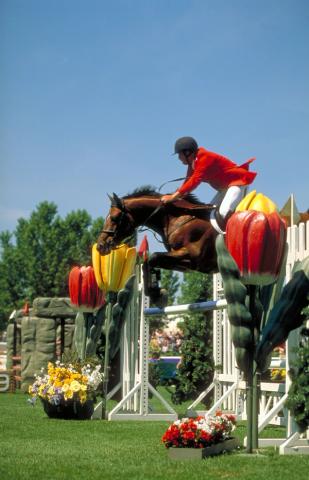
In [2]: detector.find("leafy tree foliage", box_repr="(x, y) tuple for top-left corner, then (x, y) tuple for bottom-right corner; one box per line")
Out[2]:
(148, 270), (180, 336)
(285, 328), (309, 432)
(0, 201), (104, 331)
(160, 270), (180, 306)
(171, 271), (214, 405)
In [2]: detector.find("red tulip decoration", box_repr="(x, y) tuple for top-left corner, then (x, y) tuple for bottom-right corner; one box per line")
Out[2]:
(225, 191), (287, 285)
(69, 266), (106, 362)
(216, 191), (289, 454)
(69, 266), (105, 312)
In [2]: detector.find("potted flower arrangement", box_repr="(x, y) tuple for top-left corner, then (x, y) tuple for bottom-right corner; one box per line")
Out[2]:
(28, 359), (103, 420)
(162, 411), (239, 459)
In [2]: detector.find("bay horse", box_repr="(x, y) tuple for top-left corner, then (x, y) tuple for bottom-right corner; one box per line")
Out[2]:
(97, 186), (219, 274)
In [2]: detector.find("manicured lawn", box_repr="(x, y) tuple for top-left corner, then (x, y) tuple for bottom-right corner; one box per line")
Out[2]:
(0, 391), (308, 480)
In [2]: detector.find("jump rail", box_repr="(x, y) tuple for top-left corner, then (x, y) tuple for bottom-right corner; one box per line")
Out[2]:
(144, 299), (227, 317)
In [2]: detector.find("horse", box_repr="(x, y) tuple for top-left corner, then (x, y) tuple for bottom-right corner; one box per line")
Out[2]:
(96, 186), (219, 274)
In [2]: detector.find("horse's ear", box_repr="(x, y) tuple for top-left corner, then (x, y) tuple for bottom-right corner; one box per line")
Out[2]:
(107, 193), (114, 204)
(112, 193), (123, 209)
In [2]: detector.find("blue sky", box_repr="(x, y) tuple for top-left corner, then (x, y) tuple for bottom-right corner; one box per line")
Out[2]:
(1, 0), (308, 251)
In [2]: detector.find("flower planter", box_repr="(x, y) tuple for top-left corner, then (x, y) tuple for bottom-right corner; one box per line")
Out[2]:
(42, 399), (94, 420)
(168, 437), (240, 460)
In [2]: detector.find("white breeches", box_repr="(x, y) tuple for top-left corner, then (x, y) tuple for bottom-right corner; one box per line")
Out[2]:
(210, 185), (246, 218)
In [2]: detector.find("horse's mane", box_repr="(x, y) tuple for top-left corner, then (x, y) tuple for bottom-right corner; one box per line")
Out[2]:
(123, 185), (159, 199)
(123, 185), (204, 205)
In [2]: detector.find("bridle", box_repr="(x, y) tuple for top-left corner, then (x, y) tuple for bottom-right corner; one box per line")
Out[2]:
(101, 199), (136, 245)
(101, 208), (129, 237)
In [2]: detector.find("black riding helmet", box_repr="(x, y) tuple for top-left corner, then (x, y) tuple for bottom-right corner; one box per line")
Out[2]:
(174, 136), (198, 155)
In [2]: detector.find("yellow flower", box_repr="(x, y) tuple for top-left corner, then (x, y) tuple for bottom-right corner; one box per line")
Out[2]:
(48, 386), (54, 396)
(80, 384), (87, 391)
(65, 389), (74, 399)
(62, 384), (70, 393)
(39, 385), (47, 398)
(70, 380), (81, 392)
(79, 391), (87, 403)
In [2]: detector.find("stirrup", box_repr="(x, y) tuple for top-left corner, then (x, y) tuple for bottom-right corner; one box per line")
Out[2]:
(215, 210), (227, 233)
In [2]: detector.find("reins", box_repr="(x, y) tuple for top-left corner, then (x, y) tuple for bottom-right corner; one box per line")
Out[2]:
(158, 177), (186, 192)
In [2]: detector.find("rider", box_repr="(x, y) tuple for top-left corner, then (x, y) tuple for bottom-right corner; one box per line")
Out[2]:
(161, 136), (257, 230)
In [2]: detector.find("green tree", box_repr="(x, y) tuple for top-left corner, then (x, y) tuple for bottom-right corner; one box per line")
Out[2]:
(171, 271), (214, 405)
(0, 201), (104, 331)
(160, 270), (180, 305)
(148, 269), (180, 338)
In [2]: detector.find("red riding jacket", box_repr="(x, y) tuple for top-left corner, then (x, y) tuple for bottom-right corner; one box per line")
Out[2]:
(177, 147), (257, 196)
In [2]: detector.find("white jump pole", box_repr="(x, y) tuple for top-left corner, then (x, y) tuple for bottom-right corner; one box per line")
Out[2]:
(144, 299), (227, 317)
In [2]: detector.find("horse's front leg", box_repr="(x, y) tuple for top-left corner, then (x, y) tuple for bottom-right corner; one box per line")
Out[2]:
(148, 251), (192, 272)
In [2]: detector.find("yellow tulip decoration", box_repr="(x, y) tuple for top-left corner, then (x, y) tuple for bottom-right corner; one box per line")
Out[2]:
(92, 243), (137, 419)
(235, 189), (278, 214)
(92, 243), (137, 293)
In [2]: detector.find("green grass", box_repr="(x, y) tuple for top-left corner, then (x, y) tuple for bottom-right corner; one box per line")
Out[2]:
(0, 392), (308, 480)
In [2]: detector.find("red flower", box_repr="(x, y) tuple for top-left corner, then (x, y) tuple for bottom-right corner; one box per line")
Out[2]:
(199, 430), (212, 443)
(183, 431), (195, 441)
(224, 414), (237, 424)
(181, 422), (189, 432)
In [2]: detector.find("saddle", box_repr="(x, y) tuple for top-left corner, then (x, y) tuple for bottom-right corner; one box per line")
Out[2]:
(167, 198), (231, 234)
(167, 198), (215, 219)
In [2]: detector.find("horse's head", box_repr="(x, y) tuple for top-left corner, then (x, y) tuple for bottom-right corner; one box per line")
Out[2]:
(97, 193), (136, 255)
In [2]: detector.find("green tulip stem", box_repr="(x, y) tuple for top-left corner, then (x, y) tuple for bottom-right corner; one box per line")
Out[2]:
(102, 291), (117, 420)
(252, 364), (260, 449)
(246, 353), (254, 453)
(81, 312), (91, 361)
(246, 285), (260, 453)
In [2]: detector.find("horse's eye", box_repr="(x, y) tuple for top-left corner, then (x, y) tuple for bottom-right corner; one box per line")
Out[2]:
(110, 215), (120, 223)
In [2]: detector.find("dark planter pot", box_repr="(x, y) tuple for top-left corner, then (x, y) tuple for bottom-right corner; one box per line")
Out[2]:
(41, 399), (94, 420)
(168, 437), (240, 460)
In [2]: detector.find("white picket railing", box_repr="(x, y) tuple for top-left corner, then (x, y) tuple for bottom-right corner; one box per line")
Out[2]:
(101, 219), (308, 453)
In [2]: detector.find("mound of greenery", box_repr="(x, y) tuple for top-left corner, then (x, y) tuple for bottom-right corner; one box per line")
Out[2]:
(285, 326), (309, 433)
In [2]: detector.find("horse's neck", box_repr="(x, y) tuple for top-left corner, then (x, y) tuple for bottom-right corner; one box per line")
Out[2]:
(125, 197), (164, 230)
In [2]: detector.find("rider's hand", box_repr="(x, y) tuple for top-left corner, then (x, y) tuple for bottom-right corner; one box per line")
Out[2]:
(161, 192), (181, 204)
